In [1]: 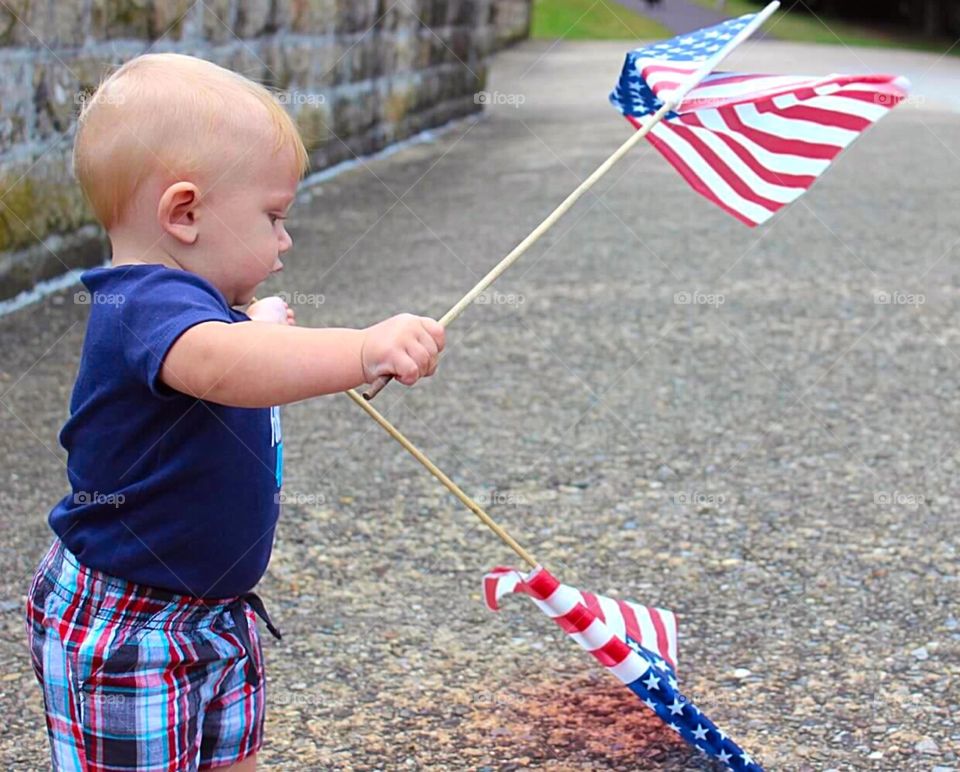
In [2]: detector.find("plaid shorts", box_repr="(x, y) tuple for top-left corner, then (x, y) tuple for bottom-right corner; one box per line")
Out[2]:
(25, 539), (281, 771)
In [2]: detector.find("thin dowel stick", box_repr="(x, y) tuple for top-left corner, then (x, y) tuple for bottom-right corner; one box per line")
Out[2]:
(344, 387), (538, 568)
(362, 99), (677, 400)
(362, 3), (784, 402)
(438, 105), (675, 327)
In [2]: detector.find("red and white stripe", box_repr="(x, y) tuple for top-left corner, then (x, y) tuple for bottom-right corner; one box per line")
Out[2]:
(629, 71), (909, 226)
(483, 566), (678, 682)
(637, 62), (700, 104)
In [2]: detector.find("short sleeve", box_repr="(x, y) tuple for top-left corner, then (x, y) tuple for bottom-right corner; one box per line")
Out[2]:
(118, 268), (234, 397)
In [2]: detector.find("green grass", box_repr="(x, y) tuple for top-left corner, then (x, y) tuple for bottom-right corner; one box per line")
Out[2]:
(691, 0), (959, 55)
(531, 0), (671, 41)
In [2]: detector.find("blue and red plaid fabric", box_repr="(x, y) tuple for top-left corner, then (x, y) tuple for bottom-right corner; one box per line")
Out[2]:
(24, 539), (266, 771)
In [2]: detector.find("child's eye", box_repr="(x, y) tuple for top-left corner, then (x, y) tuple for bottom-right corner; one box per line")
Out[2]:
(269, 214), (286, 224)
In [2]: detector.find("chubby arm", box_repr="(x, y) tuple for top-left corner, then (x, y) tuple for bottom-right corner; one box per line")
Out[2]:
(161, 313), (444, 407)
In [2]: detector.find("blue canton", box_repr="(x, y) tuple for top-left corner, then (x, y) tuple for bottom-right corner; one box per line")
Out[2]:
(609, 13), (755, 120)
(624, 635), (764, 771)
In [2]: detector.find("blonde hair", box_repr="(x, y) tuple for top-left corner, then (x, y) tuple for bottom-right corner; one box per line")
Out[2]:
(73, 53), (310, 229)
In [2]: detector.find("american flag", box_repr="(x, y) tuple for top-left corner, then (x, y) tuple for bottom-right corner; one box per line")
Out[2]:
(485, 566), (764, 771)
(609, 12), (909, 226)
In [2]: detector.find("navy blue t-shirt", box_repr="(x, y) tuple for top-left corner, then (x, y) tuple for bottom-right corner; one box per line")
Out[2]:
(48, 264), (283, 598)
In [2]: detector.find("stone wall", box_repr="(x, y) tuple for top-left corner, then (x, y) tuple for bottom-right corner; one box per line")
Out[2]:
(0, 0), (532, 302)
(492, 0), (532, 47)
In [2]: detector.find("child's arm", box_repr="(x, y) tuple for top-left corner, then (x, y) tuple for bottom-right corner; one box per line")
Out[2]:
(160, 313), (444, 407)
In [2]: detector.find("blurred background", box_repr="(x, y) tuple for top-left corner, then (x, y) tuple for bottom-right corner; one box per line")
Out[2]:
(1, 1), (958, 770)
(4, 0), (960, 307)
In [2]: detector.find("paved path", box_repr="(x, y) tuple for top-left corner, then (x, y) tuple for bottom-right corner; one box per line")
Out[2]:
(2, 40), (959, 769)
(618, 0), (733, 35)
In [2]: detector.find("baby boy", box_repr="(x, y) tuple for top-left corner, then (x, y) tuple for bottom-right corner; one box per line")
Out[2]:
(24, 52), (444, 772)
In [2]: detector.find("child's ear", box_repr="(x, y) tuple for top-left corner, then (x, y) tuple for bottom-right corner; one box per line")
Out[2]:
(157, 182), (201, 245)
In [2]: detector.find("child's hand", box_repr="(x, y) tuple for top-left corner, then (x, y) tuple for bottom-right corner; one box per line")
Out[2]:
(360, 314), (445, 386)
(247, 296), (295, 326)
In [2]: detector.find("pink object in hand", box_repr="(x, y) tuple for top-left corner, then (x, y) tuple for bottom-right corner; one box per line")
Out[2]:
(248, 296), (288, 325)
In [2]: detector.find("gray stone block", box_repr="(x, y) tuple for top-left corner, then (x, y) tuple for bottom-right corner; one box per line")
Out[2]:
(0, 0), (531, 301)
(11, 0), (87, 48)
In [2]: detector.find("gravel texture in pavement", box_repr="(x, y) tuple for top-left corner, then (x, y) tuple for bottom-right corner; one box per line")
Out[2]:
(1, 39), (958, 770)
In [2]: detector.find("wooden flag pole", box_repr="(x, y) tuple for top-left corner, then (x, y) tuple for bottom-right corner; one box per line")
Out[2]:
(344, 387), (539, 568)
(361, 98), (678, 400)
(360, 2), (783, 401)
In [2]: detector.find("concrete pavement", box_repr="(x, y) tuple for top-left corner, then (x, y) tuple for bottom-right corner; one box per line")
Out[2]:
(1, 39), (959, 769)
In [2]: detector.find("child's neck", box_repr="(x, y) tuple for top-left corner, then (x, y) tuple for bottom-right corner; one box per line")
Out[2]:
(108, 233), (183, 271)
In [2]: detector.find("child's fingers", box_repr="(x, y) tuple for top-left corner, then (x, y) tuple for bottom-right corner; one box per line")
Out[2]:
(415, 328), (439, 359)
(420, 318), (445, 351)
(405, 342), (433, 377)
(393, 352), (421, 385)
